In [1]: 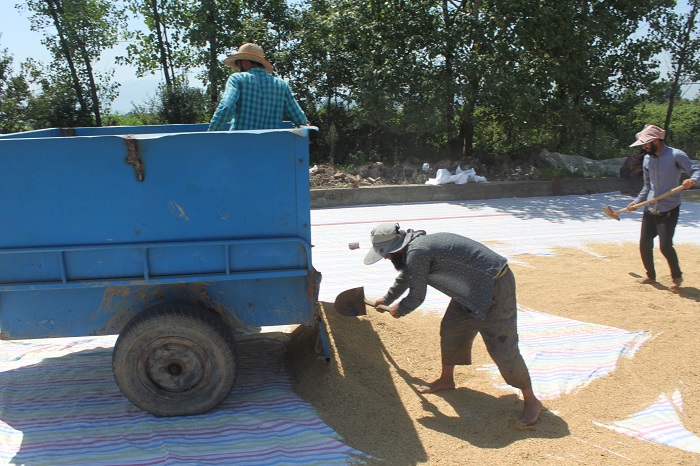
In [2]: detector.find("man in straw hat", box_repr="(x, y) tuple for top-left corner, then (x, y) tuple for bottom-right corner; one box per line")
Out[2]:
(626, 124), (699, 292)
(208, 43), (309, 131)
(364, 222), (542, 426)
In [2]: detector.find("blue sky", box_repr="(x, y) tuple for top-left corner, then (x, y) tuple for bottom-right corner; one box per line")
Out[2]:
(0, 2), (696, 113)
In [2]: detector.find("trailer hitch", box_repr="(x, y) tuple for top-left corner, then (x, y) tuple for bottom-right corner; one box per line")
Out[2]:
(125, 137), (145, 182)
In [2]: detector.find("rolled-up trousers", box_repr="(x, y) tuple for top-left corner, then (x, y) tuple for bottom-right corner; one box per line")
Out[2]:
(439, 267), (532, 390)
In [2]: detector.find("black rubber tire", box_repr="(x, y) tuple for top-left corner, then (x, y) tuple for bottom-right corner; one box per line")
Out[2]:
(112, 303), (237, 416)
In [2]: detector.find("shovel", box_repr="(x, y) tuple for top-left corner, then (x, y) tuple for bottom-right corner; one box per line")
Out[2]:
(603, 184), (686, 221)
(334, 287), (392, 317)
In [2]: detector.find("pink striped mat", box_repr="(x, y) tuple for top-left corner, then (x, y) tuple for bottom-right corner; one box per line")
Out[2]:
(0, 334), (367, 465)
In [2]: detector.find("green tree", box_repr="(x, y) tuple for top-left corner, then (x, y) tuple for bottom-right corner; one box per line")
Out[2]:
(291, 0), (447, 161)
(291, 0), (362, 154)
(650, 0), (700, 133)
(290, 0), (669, 162)
(19, 0), (127, 126)
(157, 78), (208, 123)
(167, 0), (243, 114)
(21, 58), (92, 128)
(443, 0), (671, 158)
(0, 37), (31, 134)
(121, 0), (192, 90)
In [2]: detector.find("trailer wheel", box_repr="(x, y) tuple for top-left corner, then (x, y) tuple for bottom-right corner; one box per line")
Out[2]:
(112, 303), (237, 416)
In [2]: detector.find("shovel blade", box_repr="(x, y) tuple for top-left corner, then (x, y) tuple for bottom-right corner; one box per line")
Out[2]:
(602, 205), (620, 221)
(334, 287), (367, 317)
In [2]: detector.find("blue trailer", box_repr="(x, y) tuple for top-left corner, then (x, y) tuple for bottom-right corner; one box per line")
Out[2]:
(0, 123), (322, 416)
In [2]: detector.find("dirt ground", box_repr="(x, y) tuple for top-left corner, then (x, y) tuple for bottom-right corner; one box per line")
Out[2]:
(287, 239), (700, 465)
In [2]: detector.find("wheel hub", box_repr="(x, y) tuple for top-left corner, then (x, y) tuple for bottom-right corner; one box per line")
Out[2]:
(140, 338), (210, 394)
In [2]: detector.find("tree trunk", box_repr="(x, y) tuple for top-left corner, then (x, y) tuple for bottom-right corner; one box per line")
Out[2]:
(52, 0), (101, 125)
(450, 0), (483, 158)
(206, 0), (219, 114)
(441, 0), (459, 158)
(665, 71), (681, 135)
(163, 26), (176, 84)
(75, 37), (102, 126)
(460, 77), (479, 158)
(150, 0), (172, 89)
(664, 1), (698, 133)
(44, 0), (90, 120)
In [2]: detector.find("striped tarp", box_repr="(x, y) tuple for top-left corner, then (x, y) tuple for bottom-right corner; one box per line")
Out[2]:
(2, 193), (699, 463)
(310, 193), (700, 453)
(594, 389), (700, 453)
(0, 334), (366, 465)
(479, 308), (652, 400)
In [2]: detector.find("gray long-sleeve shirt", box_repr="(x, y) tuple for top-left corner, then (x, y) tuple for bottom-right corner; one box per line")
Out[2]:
(383, 232), (508, 319)
(634, 145), (700, 213)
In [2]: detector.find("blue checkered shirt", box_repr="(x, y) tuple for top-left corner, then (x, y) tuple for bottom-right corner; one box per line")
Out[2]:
(208, 68), (307, 131)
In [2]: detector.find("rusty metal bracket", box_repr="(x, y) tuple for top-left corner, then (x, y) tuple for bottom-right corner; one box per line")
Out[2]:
(125, 136), (145, 182)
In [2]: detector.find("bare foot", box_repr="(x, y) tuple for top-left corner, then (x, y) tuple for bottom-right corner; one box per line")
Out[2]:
(636, 277), (655, 285)
(670, 277), (683, 292)
(520, 398), (543, 426)
(417, 379), (455, 394)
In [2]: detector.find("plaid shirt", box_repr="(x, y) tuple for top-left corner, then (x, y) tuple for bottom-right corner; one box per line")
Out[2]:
(208, 68), (307, 131)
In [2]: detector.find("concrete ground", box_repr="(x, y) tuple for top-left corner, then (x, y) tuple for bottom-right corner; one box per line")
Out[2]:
(310, 187), (700, 311)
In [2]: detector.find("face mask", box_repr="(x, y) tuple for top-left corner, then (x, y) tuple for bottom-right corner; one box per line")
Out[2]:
(390, 251), (405, 271)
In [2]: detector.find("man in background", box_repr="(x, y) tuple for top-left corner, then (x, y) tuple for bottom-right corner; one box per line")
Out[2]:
(619, 150), (644, 196)
(208, 43), (309, 131)
(626, 124), (699, 291)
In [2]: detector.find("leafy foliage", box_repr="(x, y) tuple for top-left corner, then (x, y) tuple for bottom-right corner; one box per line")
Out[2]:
(4, 0), (700, 169)
(650, 0), (700, 131)
(120, 0), (193, 88)
(157, 78), (208, 124)
(19, 0), (128, 126)
(0, 37), (31, 134)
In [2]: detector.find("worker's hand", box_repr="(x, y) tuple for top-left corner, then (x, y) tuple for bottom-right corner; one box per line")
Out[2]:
(368, 298), (394, 314)
(371, 298), (386, 308)
(389, 304), (401, 319)
(682, 178), (697, 189)
(626, 201), (639, 212)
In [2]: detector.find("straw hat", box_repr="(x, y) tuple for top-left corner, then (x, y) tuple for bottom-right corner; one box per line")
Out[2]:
(630, 124), (666, 147)
(223, 43), (274, 73)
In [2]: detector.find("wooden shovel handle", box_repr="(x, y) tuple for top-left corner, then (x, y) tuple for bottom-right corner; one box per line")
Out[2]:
(617, 184), (687, 215)
(364, 298), (392, 313)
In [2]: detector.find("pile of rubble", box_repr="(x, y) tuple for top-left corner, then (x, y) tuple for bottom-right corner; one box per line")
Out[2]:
(309, 161), (489, 190)
(308, 165), (377, 189)
(308, 152), (629, 190)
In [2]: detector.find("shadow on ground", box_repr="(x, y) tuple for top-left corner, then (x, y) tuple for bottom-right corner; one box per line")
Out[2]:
(286, 302), (570, 465)
(446, 191), (700, 225)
